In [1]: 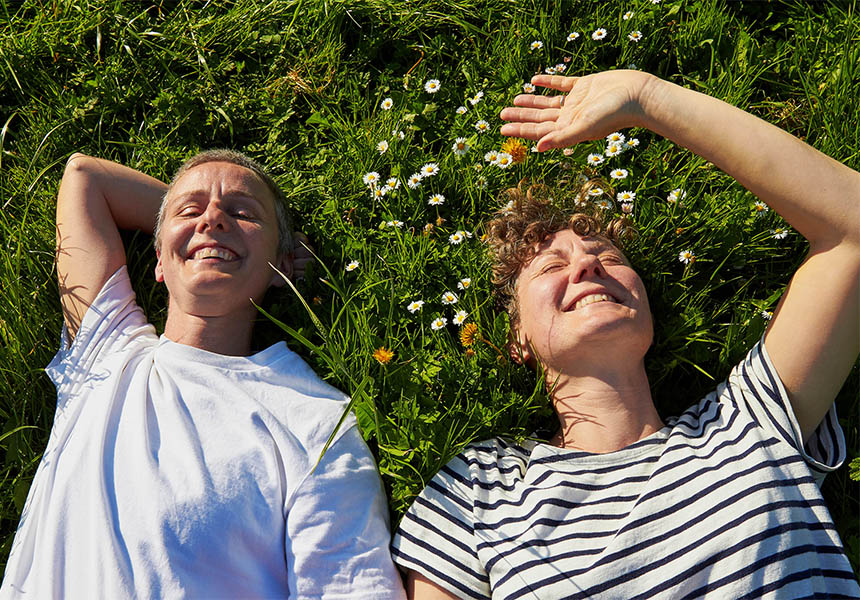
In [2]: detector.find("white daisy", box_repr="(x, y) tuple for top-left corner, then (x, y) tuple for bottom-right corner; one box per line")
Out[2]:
(372, 187), (387, 199)
(449, 231), (465, 245)
(563, 147), (575, 156)
(567, 32), (580, 41)
(345, 260), (359, 272)
(667, 188), (686, 203)
(376, 140), (389, 154)
(428, 193), (445, 206)
(495, 153), (513, 168)
(621, 202), (634, 214)
(628, 30), (643, 42)
(625, 137), (640, 148)
(453, 310), (468, 326)
(421, 163), (440, 177)
(469, 91), (484, 105)
(595, 197), (614, 210)
(772, 227), (789, 239)
(588, 187), (604, 197)
(617, 190), (636, 202)
(441, 291), (459, 305)
(362, 171), (380, 187)
(456, 105), (467, 115)
(587, 153), (605, 166)
(393, 129), (405, 140)
(545, 66), (557, 75)
(452, 137), (470, 155)
(606, 132), (626, 144)
(678, 249), (695, 264)
(555, 63), (566, 73)
(475, 120), (490, 133)
(530, 40), (544, 50)
(623, 10), (634, 20)
(592, 28), (607, 40)
(407, 300), (424, 313)
(380, 97), (394, 110)
(753, 201), (769, 213)
(523, 82), (536, 93)
(386, 177), (400, 191)
(605, 143), (623, 157)
(651, 0), (661, 4)
(760, 310), (773, 320)
(424, 79), (441, 93)
(484, 150), (500, 163)
(610, 168), (629, 180)
(430, 316), (447, 330)
(457, 278), (472, 290)
(407, 173), (423, 189)
(386, 220), (404, 228)
(476, 175), (487, 189)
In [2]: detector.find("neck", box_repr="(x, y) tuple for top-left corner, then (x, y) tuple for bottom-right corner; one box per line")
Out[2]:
(163, 306), (255, 356)
(545, 358), (663, 453)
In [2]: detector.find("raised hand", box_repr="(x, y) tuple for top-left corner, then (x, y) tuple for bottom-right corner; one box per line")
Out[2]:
(500, 70), (655, 151)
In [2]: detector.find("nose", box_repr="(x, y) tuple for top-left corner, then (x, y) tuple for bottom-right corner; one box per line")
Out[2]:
(197, 201), (230, 232)
(570, 253), (606, 283)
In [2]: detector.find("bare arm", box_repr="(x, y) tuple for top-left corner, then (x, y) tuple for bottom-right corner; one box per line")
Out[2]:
(405, 570), (461, 600)
(501, 71), (860, 442)
(56, 154), (167, 338)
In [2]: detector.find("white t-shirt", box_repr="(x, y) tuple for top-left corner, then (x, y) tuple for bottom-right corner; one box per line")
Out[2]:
(1, 267), (406, 599)
(392, 341), (859, 599)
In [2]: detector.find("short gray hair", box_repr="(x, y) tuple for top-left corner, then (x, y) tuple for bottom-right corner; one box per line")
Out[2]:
(153, 149), (293, 257)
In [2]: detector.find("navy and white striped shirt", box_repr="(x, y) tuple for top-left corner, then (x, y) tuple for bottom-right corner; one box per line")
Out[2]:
(392, 341), (859, 599)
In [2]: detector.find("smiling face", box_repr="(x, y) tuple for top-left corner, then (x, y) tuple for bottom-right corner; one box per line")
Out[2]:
(512, 228), (652, 374)
(155, 161), (290, 319)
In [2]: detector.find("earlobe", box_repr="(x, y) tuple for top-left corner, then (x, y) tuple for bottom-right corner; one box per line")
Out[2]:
(269, 253), (294, 288)
(507, 329), (532, 365)
(154, 250), (164, 282)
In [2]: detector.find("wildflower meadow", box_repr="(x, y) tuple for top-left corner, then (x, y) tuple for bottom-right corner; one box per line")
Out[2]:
(1, 0), (858, 574)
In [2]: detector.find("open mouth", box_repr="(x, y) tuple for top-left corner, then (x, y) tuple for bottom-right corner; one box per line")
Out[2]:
(570, 293), (619, 311)
(188, 246), (239, 261)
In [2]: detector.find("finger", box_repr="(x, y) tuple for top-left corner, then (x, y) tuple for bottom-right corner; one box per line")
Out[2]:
(531, 74), (579, 92)
(500, 122), (558, 141)
(499, 106), (561, 123)
(512, 94), (565, 109)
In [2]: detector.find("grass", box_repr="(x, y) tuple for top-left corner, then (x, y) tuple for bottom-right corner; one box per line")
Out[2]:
(1, 0), (858, 575)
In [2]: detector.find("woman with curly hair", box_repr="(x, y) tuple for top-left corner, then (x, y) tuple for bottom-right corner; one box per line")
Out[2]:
(392, 70), (860, 599)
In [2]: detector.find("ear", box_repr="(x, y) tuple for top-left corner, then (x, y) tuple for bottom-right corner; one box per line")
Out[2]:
(507, 326), (533, 366)
(154, 248), (164, 282)
(269, 252), (294, 287)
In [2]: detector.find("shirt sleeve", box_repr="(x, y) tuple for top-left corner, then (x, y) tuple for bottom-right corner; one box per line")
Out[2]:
(391, 453), (492, 600)
(722, 337), (846, 481)
(284, 425), (406, 600)
(45, 266), (155, 411)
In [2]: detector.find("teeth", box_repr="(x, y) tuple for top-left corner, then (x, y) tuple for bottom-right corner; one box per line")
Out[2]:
(573, 293), (615, 310)
(191, 247), (237, 261)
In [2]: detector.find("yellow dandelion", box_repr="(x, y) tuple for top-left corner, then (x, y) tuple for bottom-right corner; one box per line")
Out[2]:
(501, 138), (528, 164)
(460, 323), (479, 347)
(372, 347), (394, 365)
(464, 348), (476, 358)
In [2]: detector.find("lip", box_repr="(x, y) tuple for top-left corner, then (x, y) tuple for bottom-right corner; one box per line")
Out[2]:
(185, 241), (240, 261)
(564, 288), (621, 312)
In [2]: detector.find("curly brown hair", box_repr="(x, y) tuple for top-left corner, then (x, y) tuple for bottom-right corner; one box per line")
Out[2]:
(486, 178), (635, 325)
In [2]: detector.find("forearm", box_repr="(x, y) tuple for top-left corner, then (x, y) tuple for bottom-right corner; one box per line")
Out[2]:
(62, 153), (167, 234)
(638, 77), (860, 250)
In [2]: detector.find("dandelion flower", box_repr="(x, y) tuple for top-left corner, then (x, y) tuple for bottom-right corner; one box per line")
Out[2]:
(753, 201), (769, 213)
(407, 173), (423, 189)
(345, 260), (359, 272)
(606, 132), (626, 144)
(421, 162), (440, 177)
(628, 31), (643, 42)
(424, 79), (441, 93)
(380, 97), (394, 110)
(428, 193), (445, 206)
(449, 231), (465, 245)
(567, 32), (580, 41)
(530, 40), (544, 50)
(605, 143), (623, 157)
(592, 28), (607, 40)
(623, 10), (634, 20)
(458, 278), (472, 290)
(469, 91), (484, 105)
(430, 316), (447, 330)
(667, 188), (686, 203)
(453, 310), (468, 326)
(452, 137), (470, 156)
(441, 291), (459, 305)
(610, 168), (628, 180)
(617, 190), (636, 203)
(386, 177), (400, 191)
(406, 300), (424, 313)
(678, 249), (695, 264)
(475, 120), (490, 133)
(772, 227), (789, 239)
(587, 153), (605, 166)
(460, 322), (479, 346)
(501, 138), (528, 163)
(376, 140), (389, 154)
(495, 153), (513, 169)
(372, 346), (394, 364)
(362, 171), (380, 187)
(523, 82), (536, 93)
(456, 106), (467, 115)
